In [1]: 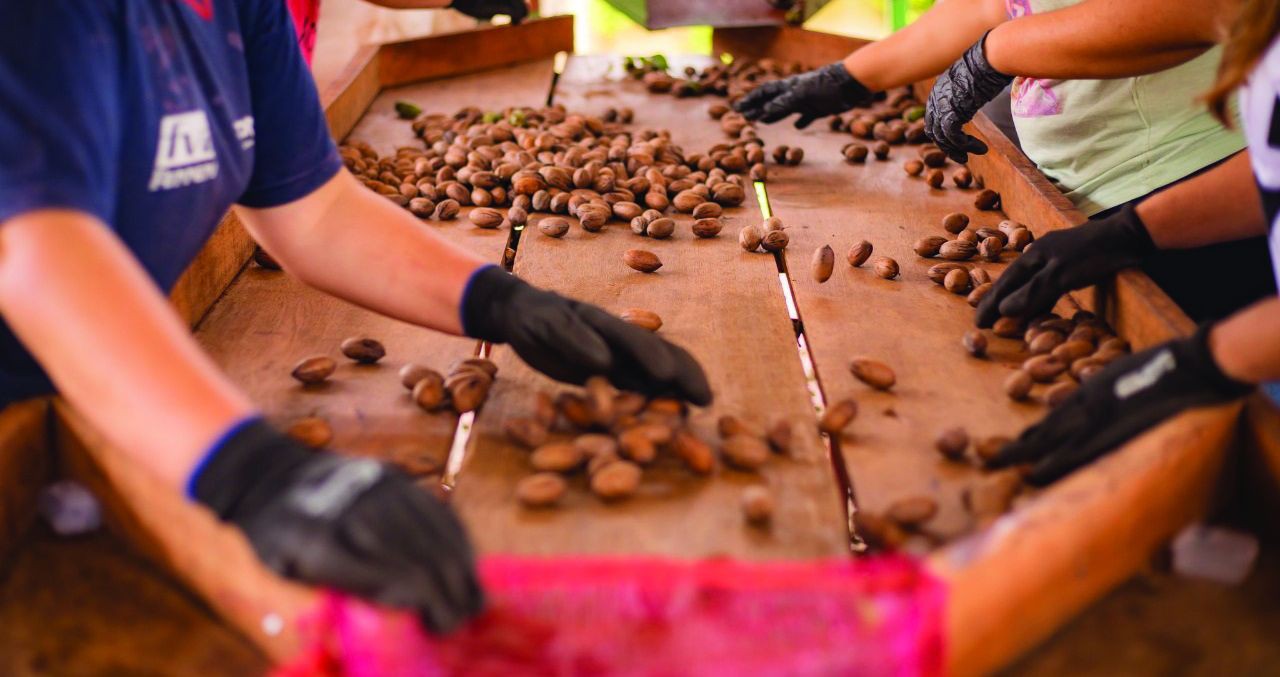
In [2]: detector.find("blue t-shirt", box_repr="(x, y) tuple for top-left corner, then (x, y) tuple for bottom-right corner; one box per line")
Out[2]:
(0, 0), (342, 402)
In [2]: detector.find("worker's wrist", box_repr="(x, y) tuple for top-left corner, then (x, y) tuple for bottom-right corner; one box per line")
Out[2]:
(187, 417), (314, 520)
(1207, 321), (1262, 388)
(459, 264), (516, 342)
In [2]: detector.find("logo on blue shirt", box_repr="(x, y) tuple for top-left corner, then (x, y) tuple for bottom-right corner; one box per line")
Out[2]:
(148, 110), (219, 191)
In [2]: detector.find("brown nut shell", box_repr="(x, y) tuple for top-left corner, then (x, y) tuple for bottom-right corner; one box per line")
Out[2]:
(847, 240), (873, 267)
(819, 398), (859, 435)
(721, 434), (771, 471)
(620, 308), (663, 331)
(516, 473), (568, 508)
(850, 358), (896, 390)
(291, 356), (336, 384)
(341, 337), (386, 364)
(811, 244), (835, 282)
(623, 249), (662, 273)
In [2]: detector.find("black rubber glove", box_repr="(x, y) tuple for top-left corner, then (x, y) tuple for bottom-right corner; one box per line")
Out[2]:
(449, 0), (527, 22)
(924, 32), (1013, 163)
(987, 324), (1252, 485)
(192, 419), (483, 633)
(975, 204), (1156, 328)
(462, 265), (712, 405)
(733, 62), (874, 129)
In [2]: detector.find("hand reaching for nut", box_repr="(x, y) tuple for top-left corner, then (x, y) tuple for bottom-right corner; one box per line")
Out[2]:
(461, 266), (712, 406)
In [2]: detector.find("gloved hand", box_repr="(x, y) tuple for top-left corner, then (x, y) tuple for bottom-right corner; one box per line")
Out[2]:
(924, 31), (1013, 163)
(191, 419), (483, 633)
(462, 265), (712, 405)
(975, 204), (1156, 328)
(733, 62), (874, 129)
(986, 324), (1252, 485)
(449, 0), (528, 22)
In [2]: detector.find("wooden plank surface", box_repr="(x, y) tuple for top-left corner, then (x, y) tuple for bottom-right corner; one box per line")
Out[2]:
(451, 55), (848, 559)
(53, 402), (315, 661)
(195, 57), (559, 476)
(932, 403), (1240, 676)
(0, 399), (49, 567)
(0, 527), (267, 676)
(377, 16), (573, 89)
(963, 114), (1195, 347)
(761, 114), (1045, 543)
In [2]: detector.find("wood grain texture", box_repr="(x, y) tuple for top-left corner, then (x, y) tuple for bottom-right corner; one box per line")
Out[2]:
(52, 401), (315, 662)
(0, 528), (267, 676)
(741, 27), (1239, 674)
(931, 403), (1241, 676)
(322, 44), (382, 142)
(170, 212), (255, 328)
(451, 55), (848, 559)
(761, 110), (1045, 543)
(377, 16), (573, 90)
(0, 399), (49, 567)
(964, 114), (1195, 347)
(1244, 394), (1280, 537)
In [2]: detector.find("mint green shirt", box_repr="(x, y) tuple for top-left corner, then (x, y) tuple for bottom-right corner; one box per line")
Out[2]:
(1007, 0), (1245, 215)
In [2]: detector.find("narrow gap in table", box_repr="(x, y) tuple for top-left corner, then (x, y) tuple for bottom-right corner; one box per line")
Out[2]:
(757, 180), (862, 553)
(439, 57), (562, 493)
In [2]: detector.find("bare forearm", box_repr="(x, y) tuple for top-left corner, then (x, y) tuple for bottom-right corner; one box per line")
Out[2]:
(1135, 152), (1266, 249)
(843, 0), (1008, 91)
(985, 0), (1225, 79)
(0, 211), (254, 487)
(239, 171), (485, 336)
(1211, 297), (1280, 384)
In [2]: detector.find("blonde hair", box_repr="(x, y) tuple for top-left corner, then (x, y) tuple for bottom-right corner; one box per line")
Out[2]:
(1205, 0), (1280, 125)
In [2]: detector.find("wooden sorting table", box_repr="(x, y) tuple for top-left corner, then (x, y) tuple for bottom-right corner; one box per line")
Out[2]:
(0, 17), (1272, 676)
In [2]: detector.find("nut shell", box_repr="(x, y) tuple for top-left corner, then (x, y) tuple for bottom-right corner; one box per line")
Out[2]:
(850, 358), (896, 390)
(291, 356), (336, 385)
(516, 473), (567, 508)
(873, 257), (899, 280)
(620, 308), (663, 331)
(623, 249), (662, 273)
(340, 337), (385, 364)
(590, 460), (642, 499)
(812, 244), (835, 282)
(847, 240), (873, 267)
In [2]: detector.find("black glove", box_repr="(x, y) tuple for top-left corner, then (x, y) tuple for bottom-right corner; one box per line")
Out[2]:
(192, 419), (483, 633)
(449, 0), (527, 22)
(975, 204), (1156, 328)
(924, 32), (1013, 163)
(733, 62), (874, 129)
(462, 265), (712, 405)
(987, 324), (1252, 485)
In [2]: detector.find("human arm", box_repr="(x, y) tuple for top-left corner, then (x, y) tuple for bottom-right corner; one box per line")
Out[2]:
(983, 0), (1229, 80)
(238, 170), (479, 336)
(842, 0), (1009, 91)
(975, 152), (1266, 326)
(736, 0), (1006, 126)
(1212, 296), (1280, 383)
(238, 172), (712, 403)
(0, 210), (254, 486)
(988, 297), (1277, 485)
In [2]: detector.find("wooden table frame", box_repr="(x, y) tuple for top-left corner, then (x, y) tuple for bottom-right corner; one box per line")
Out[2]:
(0, 17), (1272, 675)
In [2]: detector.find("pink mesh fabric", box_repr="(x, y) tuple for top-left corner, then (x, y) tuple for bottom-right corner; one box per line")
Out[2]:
(277, 555), (945, 676)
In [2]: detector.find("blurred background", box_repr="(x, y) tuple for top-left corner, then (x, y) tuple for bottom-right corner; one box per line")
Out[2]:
(311, 0), (934, 89)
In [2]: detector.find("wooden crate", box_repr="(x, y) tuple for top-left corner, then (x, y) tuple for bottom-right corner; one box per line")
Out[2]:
(5, 16), (1266, 675)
